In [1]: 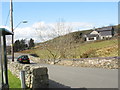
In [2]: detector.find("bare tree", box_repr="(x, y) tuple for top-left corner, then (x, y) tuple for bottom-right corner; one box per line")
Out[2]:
(34, 19), (73, 64)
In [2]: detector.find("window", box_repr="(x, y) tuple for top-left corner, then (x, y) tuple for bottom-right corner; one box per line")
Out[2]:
(89, 37), (94, 40)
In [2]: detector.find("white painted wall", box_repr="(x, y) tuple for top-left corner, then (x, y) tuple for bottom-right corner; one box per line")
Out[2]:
(90, 31), (99, 34)
(86, 37), (96, 41)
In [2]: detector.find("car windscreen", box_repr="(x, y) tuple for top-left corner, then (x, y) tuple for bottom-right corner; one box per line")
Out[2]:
(23, 56), (28, 59)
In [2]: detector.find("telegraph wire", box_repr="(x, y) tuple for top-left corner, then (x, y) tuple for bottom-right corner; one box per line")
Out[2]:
(5, 10), (10, 26)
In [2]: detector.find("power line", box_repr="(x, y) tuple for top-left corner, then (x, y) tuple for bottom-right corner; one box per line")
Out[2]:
(5, 10), (10, 26)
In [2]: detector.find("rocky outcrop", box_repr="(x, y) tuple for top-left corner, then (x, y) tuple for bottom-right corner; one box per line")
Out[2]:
(8, 61), (49, 88)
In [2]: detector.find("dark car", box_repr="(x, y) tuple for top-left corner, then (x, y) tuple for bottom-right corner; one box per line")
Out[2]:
(17, 55), (30, 64)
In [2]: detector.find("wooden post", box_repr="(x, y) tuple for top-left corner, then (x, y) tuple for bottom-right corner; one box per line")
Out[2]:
(10, 0), (14, 62)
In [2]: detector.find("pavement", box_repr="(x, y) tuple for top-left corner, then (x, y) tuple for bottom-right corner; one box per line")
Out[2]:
(7, 53), (118, 88)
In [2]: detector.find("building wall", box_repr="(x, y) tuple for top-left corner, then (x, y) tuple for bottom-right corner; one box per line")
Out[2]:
(90, 31), (99, 34)
(100, 35), (112, 39)
(85, 29), (114, 42)
(86, 37), (97, 41)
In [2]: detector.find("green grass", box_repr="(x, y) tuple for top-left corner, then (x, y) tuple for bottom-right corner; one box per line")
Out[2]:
(8, 70), (21, 88)
(20, 38), (118, 59)
(73, 38), (118, 58)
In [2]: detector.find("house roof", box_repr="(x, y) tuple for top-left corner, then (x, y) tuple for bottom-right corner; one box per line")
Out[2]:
(0, 28), (13, 35)
(96, 27), (113, 32)
(99, 31), (112, 36)
(85, 26), (114, 38)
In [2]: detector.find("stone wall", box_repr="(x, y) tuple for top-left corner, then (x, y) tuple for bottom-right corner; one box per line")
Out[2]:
(28, 55), (46, 64)
(28, 55), (119, 69)
(8, 61), (49, 88)
(55, 57), (119, 69)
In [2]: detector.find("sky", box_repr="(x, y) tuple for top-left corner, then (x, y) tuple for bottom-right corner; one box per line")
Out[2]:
(1, 1), (118, 44)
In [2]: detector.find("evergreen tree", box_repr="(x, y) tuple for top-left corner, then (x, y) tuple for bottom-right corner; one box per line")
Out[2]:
(20, 39), (26, 51)
(14, 40), (20, 52)
(14, 39), (28, 52)
(29, 38), (35, 48)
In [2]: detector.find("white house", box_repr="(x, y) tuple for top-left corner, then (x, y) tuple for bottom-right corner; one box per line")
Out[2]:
(85, 27), (114, 41)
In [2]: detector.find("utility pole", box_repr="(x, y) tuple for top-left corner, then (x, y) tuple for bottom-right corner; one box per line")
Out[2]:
(10, 0), (14, 61)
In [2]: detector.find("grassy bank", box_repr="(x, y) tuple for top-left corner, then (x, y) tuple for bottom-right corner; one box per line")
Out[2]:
(8, 70), (21, 88)
(19, 37), (118, 59)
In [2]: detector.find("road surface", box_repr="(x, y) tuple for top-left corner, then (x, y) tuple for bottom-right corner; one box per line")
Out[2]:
(7, 53), (118, 88)
(38, 63), (118, 88)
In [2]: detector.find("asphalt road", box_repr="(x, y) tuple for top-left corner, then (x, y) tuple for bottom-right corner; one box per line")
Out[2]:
(38, 63), (118, 88)
(7, 53), (118, 88)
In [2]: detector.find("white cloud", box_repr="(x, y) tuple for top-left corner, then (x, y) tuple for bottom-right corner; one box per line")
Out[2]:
(6, 21), (94, 45)
(66, 22), (93, 31)
(0, 26), (10, 30)
(32, 21), (46, 29)
(14, 27), (39, 41)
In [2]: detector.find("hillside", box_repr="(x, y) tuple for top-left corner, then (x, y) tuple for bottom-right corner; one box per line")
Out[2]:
(20, 37), (118, 59)
(19, 25), (118, 59)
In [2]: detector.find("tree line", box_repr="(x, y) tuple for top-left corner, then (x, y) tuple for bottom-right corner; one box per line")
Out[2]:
(14, 38), (35, 52)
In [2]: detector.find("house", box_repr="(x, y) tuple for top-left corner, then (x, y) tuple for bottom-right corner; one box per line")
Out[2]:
(85, 26), (114, 41)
